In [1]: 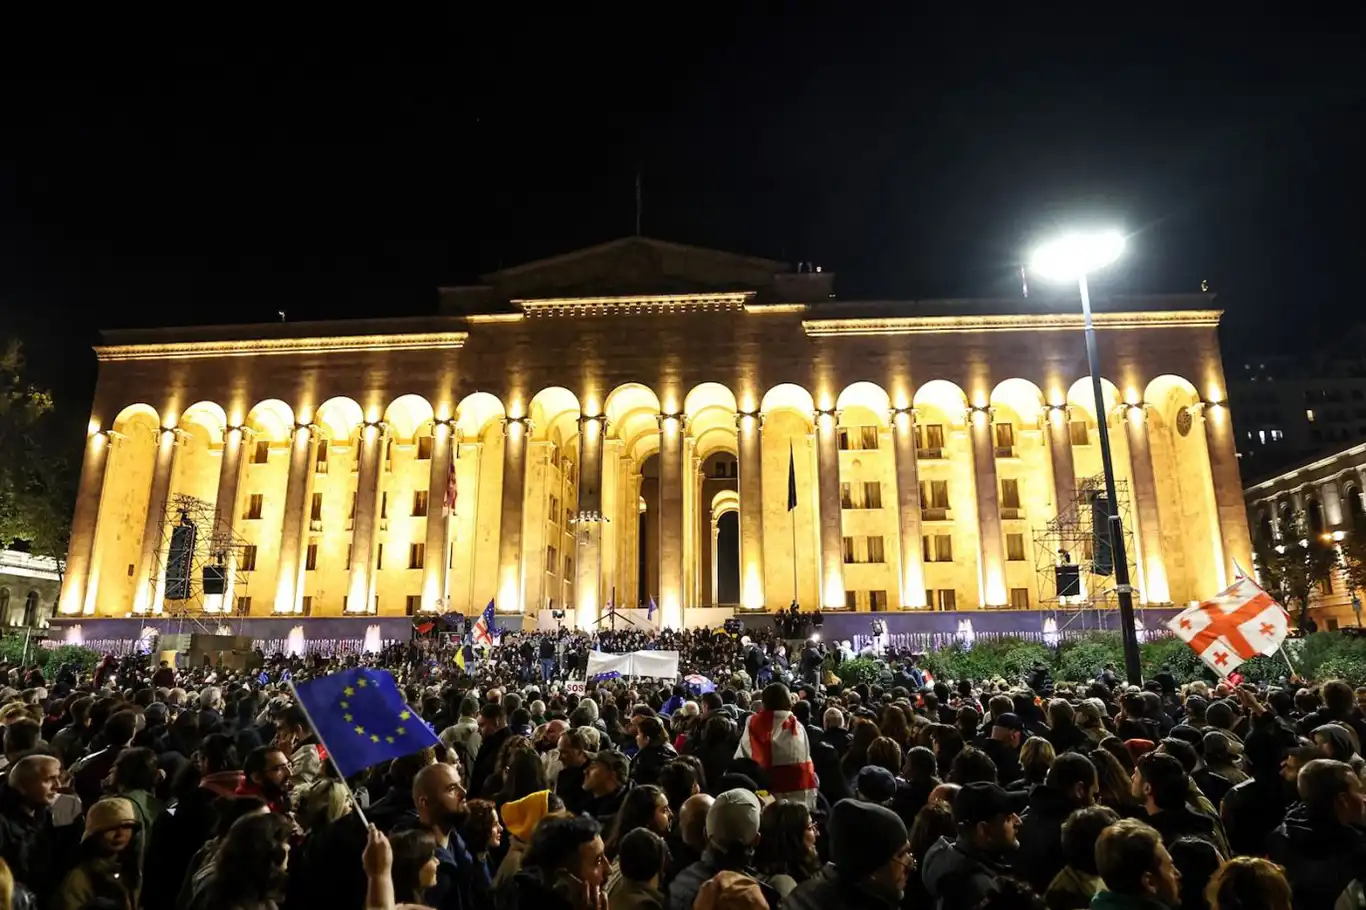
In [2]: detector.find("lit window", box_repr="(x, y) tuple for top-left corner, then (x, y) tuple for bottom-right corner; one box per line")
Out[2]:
(1307, 409), (1315, 422)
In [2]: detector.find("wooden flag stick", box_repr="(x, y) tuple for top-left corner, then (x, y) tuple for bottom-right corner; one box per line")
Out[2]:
(1277, 646), (1298, 679)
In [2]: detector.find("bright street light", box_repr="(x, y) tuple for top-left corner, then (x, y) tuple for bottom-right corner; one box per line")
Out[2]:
(1029, 228), (1142, 686)
(1029, 230), (1125, 282)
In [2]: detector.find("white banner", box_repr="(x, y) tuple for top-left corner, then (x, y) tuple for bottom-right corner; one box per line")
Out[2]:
(583, 649), (681, 680)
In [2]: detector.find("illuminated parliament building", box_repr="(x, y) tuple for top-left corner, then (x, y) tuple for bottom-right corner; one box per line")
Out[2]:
(53, 237), (1253, 649)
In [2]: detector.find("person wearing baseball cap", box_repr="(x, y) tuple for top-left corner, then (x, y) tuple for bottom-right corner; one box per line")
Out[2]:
(978, 713), (1024, 784)
(921, 782), (1020, 910)
(666, 788), (777, 910)
(785, 798), (912, 910)
(584, 749), (633, 826)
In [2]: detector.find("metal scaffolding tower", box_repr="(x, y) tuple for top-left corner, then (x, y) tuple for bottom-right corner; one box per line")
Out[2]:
(1033, 475), (1139, 609)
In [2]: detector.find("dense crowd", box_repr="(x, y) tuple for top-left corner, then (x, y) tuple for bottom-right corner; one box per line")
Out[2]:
(0, 629), (1360, 910)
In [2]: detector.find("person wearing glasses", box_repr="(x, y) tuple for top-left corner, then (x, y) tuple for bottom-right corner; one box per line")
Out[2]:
(783, 798), (911, 910)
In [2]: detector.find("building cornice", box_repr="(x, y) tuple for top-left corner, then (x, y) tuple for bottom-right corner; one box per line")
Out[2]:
(94, 332), (470, 362)
(801, 310), (1224, 337)
(513, 292), (756, 317)
(1245, 442), (1366, 497)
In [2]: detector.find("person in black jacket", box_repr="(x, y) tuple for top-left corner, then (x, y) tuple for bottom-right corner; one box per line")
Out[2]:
(630, 717), (677, 787)
(472, 703), (512, 799)
(1013, 753), (1097, 894)
(582, 750), (633, 826)
(1267, 758), (1366, 910)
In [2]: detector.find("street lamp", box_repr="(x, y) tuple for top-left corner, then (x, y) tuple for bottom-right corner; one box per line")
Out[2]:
(1030, 230), (1143, 685)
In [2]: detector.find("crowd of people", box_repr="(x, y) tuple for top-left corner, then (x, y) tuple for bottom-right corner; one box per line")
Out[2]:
(0, 627), (1360, 910)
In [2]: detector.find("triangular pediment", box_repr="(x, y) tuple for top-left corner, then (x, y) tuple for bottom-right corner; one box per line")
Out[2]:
(480, 237), (788, 300)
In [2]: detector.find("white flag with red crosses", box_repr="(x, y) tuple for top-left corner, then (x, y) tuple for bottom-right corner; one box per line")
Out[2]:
(1166, 574), (1289, 676)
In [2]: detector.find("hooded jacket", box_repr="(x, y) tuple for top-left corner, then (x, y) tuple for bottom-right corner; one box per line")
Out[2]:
(1267, 803), (1366, 910)
(921, 836), (1012, 910)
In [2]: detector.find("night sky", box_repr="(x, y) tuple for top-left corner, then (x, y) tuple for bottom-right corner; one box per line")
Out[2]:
(1, 8), (1363, 415)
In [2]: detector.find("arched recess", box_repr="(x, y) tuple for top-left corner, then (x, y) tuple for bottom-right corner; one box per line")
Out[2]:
(172, 401), (226, 512)
(246, 399), (295, 442)
(910, 380), (973, 611)
(526, 388), (581, 614)
(990, 379), (1045, 428)
(989, 379), (1049, 603)
(1346, 482), (1366, 526)
(836, 381), (892, 420)
(1065, 377), (1121, 426)
(685, 382), (738, 417)
(22, 591), (38, 626)
(604, 384), (663, 617)
(758, 384), (818, 607)
(1145, 374), (1222, 603)
(450, 392), (509, 614)
(711, 489), (740, 519)
(89, 404), (163, 616)
(301, 396), (366, 617)
(834, 382), (898, 605)
(384, 394), (435, 442)
(316, 397), (364, 444)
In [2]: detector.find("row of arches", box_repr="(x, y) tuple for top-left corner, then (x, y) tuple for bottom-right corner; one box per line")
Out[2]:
(63, 371), (1242, 624)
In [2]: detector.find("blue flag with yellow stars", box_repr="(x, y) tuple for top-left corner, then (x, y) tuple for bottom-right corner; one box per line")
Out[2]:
(292, 667), (439, 778)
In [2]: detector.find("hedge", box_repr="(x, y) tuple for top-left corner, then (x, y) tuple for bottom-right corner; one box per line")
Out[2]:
(0, 636), (102, 674)
(838, 631), (1366, 688)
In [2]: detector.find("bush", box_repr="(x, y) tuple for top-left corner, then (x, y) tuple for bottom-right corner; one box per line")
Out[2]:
(1055, 634), (1126, 685)
(835, 658), (883, 687)
(1140, 637), (1205, 682)
(0, 636), (100, 673)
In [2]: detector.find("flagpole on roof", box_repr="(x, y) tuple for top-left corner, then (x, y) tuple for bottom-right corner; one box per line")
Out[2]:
(286, 677), (371, 827)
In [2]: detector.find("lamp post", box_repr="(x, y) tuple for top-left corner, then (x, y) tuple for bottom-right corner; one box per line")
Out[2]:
(1030, 230), (1142, 685)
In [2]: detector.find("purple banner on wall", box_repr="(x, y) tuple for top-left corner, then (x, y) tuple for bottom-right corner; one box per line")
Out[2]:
(48, 616), (415, 656)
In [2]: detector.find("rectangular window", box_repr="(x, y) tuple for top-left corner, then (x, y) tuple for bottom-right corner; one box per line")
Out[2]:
(840, 482), (854, 509)
(301, 596), (312, 616)
(245, 494), (263, 520)
(412, 491), (429, 517)
(315, 439), (329, 472)
(921, 480), (950, 511)
(995, 422), (1015, 448)
(252, 441), (270, 464)
(349, 492), (357, 519)
(843, 536), (855, 563)
(870, 590), (888, 611)
(235, 596), (252, 615)
(1010, 587), (1030, 610)
(937, 589), (957, 612)
(406, 594), (422, 615)
(381, 492), (388, 519)
(1069, 420), (1090, 445)
(867, 536), (885, 563)
(864, 481), (882, 509)
(566, 507), (573, 527)
(346, 545), (353, 570)
(860, 426), (879, 450)
(1001, 478), (1021, 509)
(305, 543), (318, 571)
(918, 424), (945, 451)
(310, 492), (323, 521)
(547, 545), (558, 574)
(376, 543), (384, 570)
(550, 496), (560, 523)
(845, 590), (857, 610)
(408, 543), (424, 570)
(1007, 533), (1026, 561)
(241, 545), (257, 571)
(838, 428), (851, 451)
(565, 556), (573, 579)
(924, 534), (952, 562)
(416, 435), (433, 460)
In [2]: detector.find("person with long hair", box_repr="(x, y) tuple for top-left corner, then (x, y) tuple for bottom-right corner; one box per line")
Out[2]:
(867, 737), (903, 776)
(389, 828), (441, 906)
(752, 800), (820, 898)
(1206, 857), (1293, 910)
(1090, 748), (1143, 816)
(494, 738), (549, 806)
(462, 799), (505, 882)
(927, 724), (965, 778)
(841, 718), (881, 782)
(880, 705), (914, 753)
(604, 785), (673, 894)
(197, 811), (293, 910)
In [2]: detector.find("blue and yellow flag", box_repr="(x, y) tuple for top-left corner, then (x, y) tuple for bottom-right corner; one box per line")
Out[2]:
(292, 668), (439, 778)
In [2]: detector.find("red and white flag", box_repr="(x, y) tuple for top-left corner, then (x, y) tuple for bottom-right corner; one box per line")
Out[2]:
(735, 709), (817, 808)
(442, 456), (458, 517)
(1166, 574), (1289, 675)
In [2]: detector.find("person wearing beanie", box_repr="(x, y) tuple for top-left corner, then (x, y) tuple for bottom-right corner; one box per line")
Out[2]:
(495, 789), (557, 888)
(666, 789), (777, 910)
(610, 828), (668, 910)
(921, 782), (1019, 910)
(53, 797), (140, 910)
(855, 766), (898, 806)
(785, 798), (910, 910)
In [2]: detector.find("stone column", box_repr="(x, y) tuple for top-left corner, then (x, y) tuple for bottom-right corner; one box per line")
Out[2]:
(1123, 405), (1170, 604)
(132, 427), (179, 614)
(600, 439), (622, 609)
(968, 407), (1007, 606)
(347, 420), (385, 613)
(658, 413), (686, 627)
(1045, 405), (1077, 518)
(422, 420), (457, 611)
(496, 416), (531, 611)
(1201, 403), (1253, 588)
(276, 423), (316, 614)
(574, 415), (606, 627)
(58, 430), (115, 616)
(814, 408), (846, 609)
(212, 425), (249, 612)
(459, 438), (484, 612)
(1321, 477), (1345, 529)
(890, 407), (926, 608)
(736, 412), (766, 610)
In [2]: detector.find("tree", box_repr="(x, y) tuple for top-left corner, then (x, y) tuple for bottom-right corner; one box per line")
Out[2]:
(0, 341), (73, 560)
(1253, 511), (1338, 628)
(1336, 506), (1366, 606)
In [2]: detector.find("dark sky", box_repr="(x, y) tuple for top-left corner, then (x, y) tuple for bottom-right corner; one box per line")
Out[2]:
(1, 8), (1364, 410)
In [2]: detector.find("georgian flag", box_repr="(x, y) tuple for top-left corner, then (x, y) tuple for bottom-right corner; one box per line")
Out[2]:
(1166, 574), (1289, 675)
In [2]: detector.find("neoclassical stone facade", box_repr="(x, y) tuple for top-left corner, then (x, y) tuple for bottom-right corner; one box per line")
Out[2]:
(56, 238), (1252, 631)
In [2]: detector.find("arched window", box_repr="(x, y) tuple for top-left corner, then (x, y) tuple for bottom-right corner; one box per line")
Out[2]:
(22, 592), (39, 627)
(1309, 500), (1326, 534)
(1347, 485), (1366, 525)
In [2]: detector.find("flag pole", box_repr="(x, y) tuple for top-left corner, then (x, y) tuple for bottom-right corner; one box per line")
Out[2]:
(790, 509), (798, 607)
(1277, 645), (1298, 679)
(287, 677), (371, 827)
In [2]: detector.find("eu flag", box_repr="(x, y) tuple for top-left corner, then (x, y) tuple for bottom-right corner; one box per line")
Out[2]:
(292, 668), (439, 778)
